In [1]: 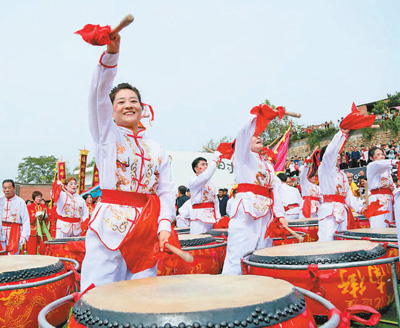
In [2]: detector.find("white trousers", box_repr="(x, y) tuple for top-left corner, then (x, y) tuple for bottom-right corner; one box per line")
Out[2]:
(222, 209), (272, 275)
(317, 215), (347, 242)
(80, 229), (157, 291)
(190, 220), (214, 235)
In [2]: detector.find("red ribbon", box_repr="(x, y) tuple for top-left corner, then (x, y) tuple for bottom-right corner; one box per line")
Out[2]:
(328, 305), (381, 327)
(217, 141), (236, 160)
(340, 102), (376, 130)
(250, 104), (285, 137)
(72, 283), (95, 302)
(74, 24), (112, 46)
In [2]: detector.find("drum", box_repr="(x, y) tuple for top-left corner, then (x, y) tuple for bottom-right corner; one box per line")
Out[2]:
(65, 275), (318, 328)
(288, 218), (319, 242)
(0, 255), (77, 328)
(175, 227), (190, 234)
(158, 234), (226, 275)
(353, 213), (370, 228)
(244, 240), (394, 317)
(45, 237), (86, 269)
(207, 228), (306, 246)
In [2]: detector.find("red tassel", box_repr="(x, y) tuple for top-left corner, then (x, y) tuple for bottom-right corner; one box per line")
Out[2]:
(75, 24), (112, 46)
(250, 104), (285, 137)
(340, 102), (376, 130)
(217, 141), (236, 160)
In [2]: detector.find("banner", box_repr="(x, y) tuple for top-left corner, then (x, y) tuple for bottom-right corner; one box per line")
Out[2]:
(273, 122), (292, 172)
(57, 161), (66, 184)
(78, 150), (89, 194)
(92, 163), (100, 187)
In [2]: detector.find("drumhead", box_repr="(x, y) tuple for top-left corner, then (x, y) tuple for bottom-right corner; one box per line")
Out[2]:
(0, 255), (64, 284)
(47, 237), (85, 244)
(336, 228), (397, 240)
(208, 229), (229, 237)
(179, 234), (216, 247)
(249, 240), (385, 265)
(288, 218), (318, 227)
(175, 227), (190, 234)
(73, 275), (307, 327)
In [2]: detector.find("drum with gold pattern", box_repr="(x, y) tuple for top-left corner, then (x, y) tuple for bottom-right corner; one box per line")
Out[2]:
(288, 218), (319, 242)
(243, 240), (394, 317)
(66, 275), (318, 328)
(45, 237), (86, 269)
(158, 234), (226, 275)
(353, 213), (370, 228)
(0, 255), (77, 328)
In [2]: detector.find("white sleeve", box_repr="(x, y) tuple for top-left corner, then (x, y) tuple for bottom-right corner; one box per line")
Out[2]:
(89, 52), (120, 144)
(188, 151), (221, 194)
(368, 160), (396, 177)
(320, 130), (347, 173)
(234, 117), (256, 166)
(20, 202), (30, 241)
(272, 175), (285, 218)
(299, 163), (312, 191)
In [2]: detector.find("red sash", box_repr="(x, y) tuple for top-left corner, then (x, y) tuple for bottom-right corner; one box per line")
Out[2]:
(283, 204), (300, 212)
(237, 183), (273, 198)
(58, 217), (81, 223)
(302, 196), (320, 218)
(192, 202), (214, 209)
(323, 194), (358, 229)
(101, 189), (147, 206)
(370, 188), (392, 196)
(2, 222), (21, 255)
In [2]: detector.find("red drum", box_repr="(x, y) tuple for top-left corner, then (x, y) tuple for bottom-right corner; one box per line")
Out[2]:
(65, 275), (318, 328)
(0, 255), (76, 328)
(244, 240), (394, 317)
(175, 227), (190, 234)
(45, 237), (86, 269)
(158, 234), (226, 275)
(353, 213), (370, 228)
(208, 228), (229, 241)
(288, 218), (319, 242)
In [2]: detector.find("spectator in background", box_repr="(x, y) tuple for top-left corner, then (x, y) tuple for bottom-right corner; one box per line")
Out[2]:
(382, 110), (388, 120)
(218, 188), (229, 217)
(175, 185), (190, 215)
(386, 145), (397, 160)
(339, 151), (349, 170)
(226, 189), (238, 217)
(346, 172), (360, 197)
(350, 146), (361, 168)
(360, 145), (368, 167)
(25, 200), (33, 206)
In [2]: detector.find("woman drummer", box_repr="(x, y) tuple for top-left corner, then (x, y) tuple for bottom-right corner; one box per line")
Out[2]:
(366, 147), (398, 228)
(80, 34), (175, 290)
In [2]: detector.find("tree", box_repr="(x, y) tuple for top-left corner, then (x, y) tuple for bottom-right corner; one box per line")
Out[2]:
(202, 136), (233, 152)
(16, 155), (58, 184)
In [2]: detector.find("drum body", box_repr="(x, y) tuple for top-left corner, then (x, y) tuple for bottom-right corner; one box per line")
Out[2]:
(288, 218), (319, 242)
(245, 240), (394, 317)
(67, 275), (317, 328)
(158, 234), (226, 275)
(45, 237), (86, 269)
(356, 214), (370, 228)
(0, 255), (74, 328)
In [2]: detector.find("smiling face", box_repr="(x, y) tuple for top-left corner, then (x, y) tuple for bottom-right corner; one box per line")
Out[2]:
(66, 180), (78, 194)
(372, 148), (385, 161)
(194, 160), (208, 175)
(85, 194), (93, 205)
(112, 89), (143, 132)
(250, 136), (263, 153)
(34, 195), (42, 205)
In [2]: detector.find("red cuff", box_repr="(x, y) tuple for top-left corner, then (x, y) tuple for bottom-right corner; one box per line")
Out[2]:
(99, 52), (118, 68)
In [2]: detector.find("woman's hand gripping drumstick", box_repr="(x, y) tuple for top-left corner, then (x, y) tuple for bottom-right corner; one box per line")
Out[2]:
(279, 217), (303, 243)
(165, 243), (194, 263)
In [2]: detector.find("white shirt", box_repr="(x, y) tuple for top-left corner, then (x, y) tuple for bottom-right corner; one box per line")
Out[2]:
(88, 52), (175, 250)
(2, 195), (30, 240)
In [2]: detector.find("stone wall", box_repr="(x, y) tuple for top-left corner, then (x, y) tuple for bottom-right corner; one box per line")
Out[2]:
(287, 128), (399, 158)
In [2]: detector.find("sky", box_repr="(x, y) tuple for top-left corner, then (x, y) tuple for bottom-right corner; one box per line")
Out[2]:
(1, 0), (399, 181)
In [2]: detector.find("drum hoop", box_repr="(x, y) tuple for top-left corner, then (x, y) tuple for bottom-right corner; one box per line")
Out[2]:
(69, 287), (308, 327)
(183, 241), (227, 251)
(248, 243), (386, 266)
(45, 237), (85, 244)
(180, 236), (216, 247)
(0, 257), (78, 291)
(334, 230), (397, 242)
(288, 221), (318, 227)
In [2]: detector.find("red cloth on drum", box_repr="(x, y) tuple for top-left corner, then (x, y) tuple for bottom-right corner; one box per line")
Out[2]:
(3, 222), (21, 255)
(302, 196), (320, 218)
(323, 194), (358, 229)
(192, 202), (214, 209)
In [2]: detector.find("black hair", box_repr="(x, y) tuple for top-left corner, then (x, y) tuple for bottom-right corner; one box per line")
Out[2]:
(2, 179), (15, 188)
(277, 173), (288, 182)
(368, 147), (384, 163)
(32, 191), (42, 200)
(82, 194), (92, 201)
(178, 185), (187, 195)
(191, 157), (207, 173)
(109, 83), (142, 105)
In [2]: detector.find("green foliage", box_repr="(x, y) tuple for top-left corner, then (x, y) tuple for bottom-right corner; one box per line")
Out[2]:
(361, 127), (374, 141)
(372, 100), (387, 115)
(304, 127), (339, 149)
(203, 136), (233, 152)
(372, 91), (400, 115)
(381, 116), (400, 136)
(16, 155), (58, 184)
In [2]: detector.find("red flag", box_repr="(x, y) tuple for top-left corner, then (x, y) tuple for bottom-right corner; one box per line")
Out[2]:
(217, 141), (236, 160)
(250, 104), (285, 137)
(272, 122), (292, 172)
(363, 200), (390, 219)
(262, 147), (277, 163)
(92, 163), (100, 187)
(51, 180), (62, 203)
(75, 24), (112, 46)
(340, 102), (376, 130)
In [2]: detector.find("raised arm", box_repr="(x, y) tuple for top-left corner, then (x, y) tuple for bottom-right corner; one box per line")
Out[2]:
(320, 130), (349, 172)
(234, 117), (256, 165)
(188, 151), (222, 192)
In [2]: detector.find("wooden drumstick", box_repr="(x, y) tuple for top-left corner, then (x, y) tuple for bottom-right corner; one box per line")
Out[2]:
(110, 14), (134, 39)
(370, 125), (380, 129)
(203, 146), (215, 153)
(165, 243), (194, 263)
(285, 111), (301, 118)
(284, 226), (304, 243)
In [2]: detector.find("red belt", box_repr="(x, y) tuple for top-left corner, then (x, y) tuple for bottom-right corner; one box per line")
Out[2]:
(101, 189), (148, 207)
(370, 188), (392, 195)
(58, 217), (81, 223)
(192, 202), (214, 209)
(237, 183), (273, 198)
(284, 204), (300, 211)
(2, 221), (22, 227)
(303, 196), (320, 202)
(323, 194), (346, 204)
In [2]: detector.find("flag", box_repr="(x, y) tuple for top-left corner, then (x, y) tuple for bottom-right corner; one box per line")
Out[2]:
(78, 150), (89, 194)
(75, 24), (111, 46)
(92, 163), (100, 187)
(272, 122), (292, 172)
